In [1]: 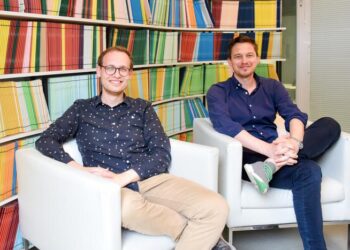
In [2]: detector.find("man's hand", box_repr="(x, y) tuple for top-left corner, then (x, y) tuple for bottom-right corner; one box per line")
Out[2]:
(86, 167), (140, 187)
(266, 135), (299, 167)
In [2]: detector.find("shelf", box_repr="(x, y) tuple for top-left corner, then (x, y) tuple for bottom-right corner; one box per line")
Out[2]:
(167, 128), (193, 137)
(283, 83), (296, 90)
(0, 195), (17, 207)
(0, 68), (96, 80)
(0, 128), (47, 144)
(0, 10), (286, 32)
(152, 94), (205, 106)
(0, 59), (285, 80)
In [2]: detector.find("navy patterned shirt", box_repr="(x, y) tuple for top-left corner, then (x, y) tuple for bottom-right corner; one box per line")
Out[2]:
(36, 96), (171, 191)
(207, 74), (308, 143)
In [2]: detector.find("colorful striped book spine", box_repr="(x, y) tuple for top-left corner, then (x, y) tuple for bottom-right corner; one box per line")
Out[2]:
(0, 80), (50, 139)
(125, 69), (149, 100)
(48, 74), (99, 121)
(210, 0), (281, 29)
(108, 28), (149, 65)
(0, 20), (106, 74)
(0, 200), (20, 249)
(149, 67), (180, 102)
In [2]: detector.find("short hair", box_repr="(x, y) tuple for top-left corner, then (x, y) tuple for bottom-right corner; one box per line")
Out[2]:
(227, 35), (259, 59)
(97, 46), (133, 69)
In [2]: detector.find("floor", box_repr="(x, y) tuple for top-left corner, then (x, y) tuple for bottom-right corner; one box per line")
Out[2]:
(28, 224), (350, 250)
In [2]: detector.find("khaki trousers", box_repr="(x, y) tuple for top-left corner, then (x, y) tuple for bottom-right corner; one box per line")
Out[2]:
(121, 174), (229, 250)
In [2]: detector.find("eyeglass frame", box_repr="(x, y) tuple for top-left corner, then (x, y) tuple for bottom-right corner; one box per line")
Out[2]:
(99, 65), (131, 77)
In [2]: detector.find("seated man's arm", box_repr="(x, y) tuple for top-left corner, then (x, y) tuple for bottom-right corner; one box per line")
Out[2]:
(207, 84), (294, 166)
(36, 102), (80, 164)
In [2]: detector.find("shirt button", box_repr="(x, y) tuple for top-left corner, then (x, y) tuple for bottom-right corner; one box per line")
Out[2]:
(126, 160), (130, 164)
(260, 132), (263, 135)
(253, 116), (256, 119)
(112, 122), (116, 125)
(249, 104), (252, 107)
(245, 92), (248, 95)
(252, 125), (255, 128)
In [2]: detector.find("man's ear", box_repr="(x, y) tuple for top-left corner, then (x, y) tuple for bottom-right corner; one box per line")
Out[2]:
(227, 58), (233, 68)
(96, 66), (101, 77)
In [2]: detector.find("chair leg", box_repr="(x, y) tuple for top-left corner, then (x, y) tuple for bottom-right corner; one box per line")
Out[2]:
(23, 238), (30, 250)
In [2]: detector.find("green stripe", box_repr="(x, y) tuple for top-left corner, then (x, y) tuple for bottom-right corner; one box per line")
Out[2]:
(22, 82), (38, 130)
(59, 0), (69, 16)
(41, 0), (47, 14)
(92, 26), (97, 67)
(35, 22), (41, 72)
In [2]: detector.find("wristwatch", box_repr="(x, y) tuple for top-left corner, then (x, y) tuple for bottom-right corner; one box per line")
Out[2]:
(291, 136), (304, 150)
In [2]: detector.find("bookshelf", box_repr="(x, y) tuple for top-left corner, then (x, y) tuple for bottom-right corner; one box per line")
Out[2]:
(0, 1), (284, 248)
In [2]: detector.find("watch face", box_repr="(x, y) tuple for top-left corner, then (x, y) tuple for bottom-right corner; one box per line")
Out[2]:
(299, 142), (304, 150)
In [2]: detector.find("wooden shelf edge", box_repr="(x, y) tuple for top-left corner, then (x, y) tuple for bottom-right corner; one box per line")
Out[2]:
(0, 11), (286, 32)
(0, 129), (46, 144)
(152, 94), (205, 106)
(167, 128), (193, 137)
(0, 195), (18, 207)
(0, 59), (286, 80)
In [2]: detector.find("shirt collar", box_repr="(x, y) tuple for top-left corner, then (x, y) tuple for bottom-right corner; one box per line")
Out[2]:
(92, 94), (132, 107)
(230, 73), (261, 91)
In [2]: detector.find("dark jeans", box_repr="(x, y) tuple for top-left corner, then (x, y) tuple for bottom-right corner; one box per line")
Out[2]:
(242, 117), (341, 250)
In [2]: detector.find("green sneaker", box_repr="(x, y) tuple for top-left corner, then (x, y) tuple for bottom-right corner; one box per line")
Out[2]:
(244, 161), (275, 194)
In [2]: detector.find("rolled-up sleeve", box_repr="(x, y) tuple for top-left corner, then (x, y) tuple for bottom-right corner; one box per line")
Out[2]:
(207, 84), (244, 137)
(273, 82), (308, 131)
(35, 101), (80, 163)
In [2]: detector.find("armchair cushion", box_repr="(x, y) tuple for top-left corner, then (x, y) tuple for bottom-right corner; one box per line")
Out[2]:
(241, 177), (344, 209)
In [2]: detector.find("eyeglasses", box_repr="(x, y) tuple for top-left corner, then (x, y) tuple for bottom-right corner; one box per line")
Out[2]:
(100, 65), (131, 77)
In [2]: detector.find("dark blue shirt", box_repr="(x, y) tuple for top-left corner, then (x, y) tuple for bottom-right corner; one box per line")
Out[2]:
(36, 96), (171, 191)
(207, 74), (308, 143)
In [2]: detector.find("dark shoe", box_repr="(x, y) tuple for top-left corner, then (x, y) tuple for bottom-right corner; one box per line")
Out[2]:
(212, 237), (236, 250)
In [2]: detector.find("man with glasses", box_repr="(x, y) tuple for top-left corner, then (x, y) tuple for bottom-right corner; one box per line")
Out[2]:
(36, 46), (234, 250)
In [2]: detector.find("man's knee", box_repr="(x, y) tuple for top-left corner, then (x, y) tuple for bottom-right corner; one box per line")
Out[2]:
(316, 117), (341, 140)
(200, 192), (229, 225)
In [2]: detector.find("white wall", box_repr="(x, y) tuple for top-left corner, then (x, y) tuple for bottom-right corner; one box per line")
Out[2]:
(309, 0), (350, 132)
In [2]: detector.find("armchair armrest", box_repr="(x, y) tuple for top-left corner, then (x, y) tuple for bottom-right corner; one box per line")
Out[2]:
(16, 148), (122, 250)
(319, 132), (350, 178)
(318, 132), (350, 203)
(169, 138), (219, 192)
(193, 118), (243, 200)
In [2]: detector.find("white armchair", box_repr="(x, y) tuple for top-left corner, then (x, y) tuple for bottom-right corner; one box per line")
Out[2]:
(16, 138), (219, 250)
(193, 118), (350, 244)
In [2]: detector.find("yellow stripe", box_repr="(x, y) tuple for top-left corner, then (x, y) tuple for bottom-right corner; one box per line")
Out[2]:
(255, 32), (263, 58)
(108, 0), (112, 21)
(92, 0), (97, 20)
(156, 69), (165, 100)
(254, 1), (277, 28)
(30, 22), (37, 73)
(0, 82), (22, 137)
(0, 20), (10, 75)
(267, 32), (273, 59)
(268, 64), (279, 81)
(140, 69), (149, 100)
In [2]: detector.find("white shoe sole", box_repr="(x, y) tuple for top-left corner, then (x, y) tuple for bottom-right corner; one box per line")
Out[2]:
(244, 164), (268, 194)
